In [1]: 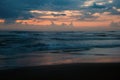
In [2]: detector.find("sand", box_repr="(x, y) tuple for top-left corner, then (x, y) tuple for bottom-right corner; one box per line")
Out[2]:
(0, 63), (120, 80)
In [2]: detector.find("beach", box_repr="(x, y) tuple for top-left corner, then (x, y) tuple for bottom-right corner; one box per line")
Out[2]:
(0, 63), (120, 80)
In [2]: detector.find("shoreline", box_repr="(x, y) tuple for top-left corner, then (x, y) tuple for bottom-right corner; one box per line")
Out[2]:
(0, 63), (120, 79)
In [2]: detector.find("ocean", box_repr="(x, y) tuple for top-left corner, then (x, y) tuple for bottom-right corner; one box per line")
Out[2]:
(0, 31), (120, 69)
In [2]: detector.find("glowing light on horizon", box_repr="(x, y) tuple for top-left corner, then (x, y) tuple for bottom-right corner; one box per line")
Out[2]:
(0, 19), (5, 23)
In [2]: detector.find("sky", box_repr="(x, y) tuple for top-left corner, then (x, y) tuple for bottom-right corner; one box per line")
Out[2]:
(0, 0), (120, 31)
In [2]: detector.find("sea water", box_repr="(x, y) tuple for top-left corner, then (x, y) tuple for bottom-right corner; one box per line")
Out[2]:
(0, 31), (120, 69)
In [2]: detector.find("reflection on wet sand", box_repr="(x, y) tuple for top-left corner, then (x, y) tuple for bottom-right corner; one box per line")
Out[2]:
(1, 52), (120, 69)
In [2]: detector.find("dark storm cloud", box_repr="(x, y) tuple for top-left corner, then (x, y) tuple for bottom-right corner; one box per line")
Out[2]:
(112, 0), (120, 8)
(51, 13), (66, 17)
(82, 0), (120, 18)
(0, 0), (84, 21)
(0, 0), (33, 23)
(108, 0), (120, 15)
(90, 2), (106, 9)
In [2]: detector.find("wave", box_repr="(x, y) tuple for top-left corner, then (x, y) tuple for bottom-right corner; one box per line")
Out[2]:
(0, 31), (120, 55)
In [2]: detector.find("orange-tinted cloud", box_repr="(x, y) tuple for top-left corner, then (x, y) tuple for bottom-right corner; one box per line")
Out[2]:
(15, 10), (120, 28)
(16, 19), (51, 26)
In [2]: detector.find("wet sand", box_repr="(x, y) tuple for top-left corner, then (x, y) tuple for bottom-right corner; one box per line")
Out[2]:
(0, 63), (120, 80)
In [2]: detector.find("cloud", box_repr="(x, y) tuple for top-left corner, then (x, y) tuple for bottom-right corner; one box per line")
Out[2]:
(108, 6), (120, 15)
(0, 0), (120, 24)
(51, 13), (66, 17)
(0, 0), (84, 23)
(90, 2), (106, 9)
(110, 21), (120, 27)
(0, 0), (34, 23)
(112, 0), (120, 8)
